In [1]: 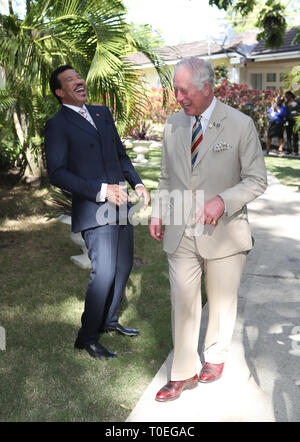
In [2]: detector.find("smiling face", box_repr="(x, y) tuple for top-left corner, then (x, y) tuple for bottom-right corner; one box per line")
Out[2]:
(173, 67), (213, 116)
(55, 69), (87, 107)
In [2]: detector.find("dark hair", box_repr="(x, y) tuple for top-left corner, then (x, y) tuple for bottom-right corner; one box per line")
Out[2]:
(276, 95), (284, 106)
(49, 65), (74, 103)
(285, 90), (295, 100)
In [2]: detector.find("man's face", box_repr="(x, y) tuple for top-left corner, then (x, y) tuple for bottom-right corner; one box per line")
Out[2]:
(55, 69), (87, 107)
(173, 67), (212, 116)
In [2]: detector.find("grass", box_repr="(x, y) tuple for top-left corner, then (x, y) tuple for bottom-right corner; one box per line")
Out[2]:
(0, 147), (297, 422)
(0, 151), (173, 422)
(264, 156), (300, 189)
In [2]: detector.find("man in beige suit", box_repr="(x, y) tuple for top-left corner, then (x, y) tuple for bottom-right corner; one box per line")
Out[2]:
(149, 57), (267, 402)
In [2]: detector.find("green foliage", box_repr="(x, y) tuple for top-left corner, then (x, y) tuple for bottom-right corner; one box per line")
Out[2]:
(0, 0), (172, 172)
(284, 66), (300, 93)
(209, 0), (233, 9)
(235, 0), (256, 15)
(284, 65), (300, 131)
(256, 0), (287, 48)
(213, 79), (277, 140)
(46, 187), (72, 219)
(209, 0), (288, 48)
(293, 28), (300, 44)
(136, 81), (277, 145)
(129, 23), (165, 48)
(0, 90), (17, 111)
(0, 131), (22, 170)
(140, 87), (180, 125)
(214, 63), (229, 85)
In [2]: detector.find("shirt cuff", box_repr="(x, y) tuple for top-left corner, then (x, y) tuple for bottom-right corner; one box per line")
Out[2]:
(96, 183), (108, 202)
(217, 194), (227, 214)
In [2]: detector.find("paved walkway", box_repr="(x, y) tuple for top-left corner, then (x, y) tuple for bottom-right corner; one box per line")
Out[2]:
(126, 171), (300, 422)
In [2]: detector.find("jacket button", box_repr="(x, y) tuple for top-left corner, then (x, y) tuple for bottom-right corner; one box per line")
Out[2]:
(90, 143), (94, 148)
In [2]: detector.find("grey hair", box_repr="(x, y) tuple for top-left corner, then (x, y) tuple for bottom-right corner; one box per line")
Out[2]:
(174, 57), (215, 90)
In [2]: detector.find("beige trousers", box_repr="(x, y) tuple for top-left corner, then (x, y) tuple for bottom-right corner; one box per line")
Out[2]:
(167, 234), (246, 380)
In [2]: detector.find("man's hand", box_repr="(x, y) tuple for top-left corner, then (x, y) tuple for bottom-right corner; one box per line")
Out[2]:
(149, 217), (164, 241)
(135, 185), (150, 210)
(195, 195), (225, 227)
(106, 184), (129, 206)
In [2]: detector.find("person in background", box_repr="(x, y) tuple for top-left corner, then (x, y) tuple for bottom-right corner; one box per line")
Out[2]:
(285, 91), (299, 155)
(266, 95), (287, 156)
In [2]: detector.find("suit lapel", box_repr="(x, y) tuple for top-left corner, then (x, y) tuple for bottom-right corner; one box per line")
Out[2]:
(86, 105), (107, 134)
(192, 99), (226, 169)
(62, 105), (98, 137)
(176, 111), (192, 173)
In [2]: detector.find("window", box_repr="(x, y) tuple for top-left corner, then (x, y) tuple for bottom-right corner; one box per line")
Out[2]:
(280, 73), (286, 82)
(266, 73), (276, 82)
(251, 73), (262, 90)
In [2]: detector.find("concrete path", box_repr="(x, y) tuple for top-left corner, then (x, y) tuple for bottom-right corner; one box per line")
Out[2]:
(126, 171), (300, 422)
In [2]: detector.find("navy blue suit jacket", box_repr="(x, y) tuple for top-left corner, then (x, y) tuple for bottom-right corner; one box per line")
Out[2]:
(44, 105), (143, 232)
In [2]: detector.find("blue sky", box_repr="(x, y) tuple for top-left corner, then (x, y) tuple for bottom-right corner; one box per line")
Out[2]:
(124, 0), (227, 45)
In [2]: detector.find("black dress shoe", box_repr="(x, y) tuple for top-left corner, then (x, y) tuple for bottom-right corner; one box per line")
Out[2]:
(74, 340), (116, 359)
(104, 323), (139, 337)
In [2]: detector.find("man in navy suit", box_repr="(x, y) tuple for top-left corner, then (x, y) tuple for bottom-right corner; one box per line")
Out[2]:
(44, 65), (150, 360)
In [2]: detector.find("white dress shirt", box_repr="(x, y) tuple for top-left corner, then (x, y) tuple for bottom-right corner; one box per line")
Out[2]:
(188, 96), (226, 212)
(189, 96), (217, 133)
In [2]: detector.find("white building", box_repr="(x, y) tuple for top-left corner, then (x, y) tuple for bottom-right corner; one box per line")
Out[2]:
(127, 27), (300, 91)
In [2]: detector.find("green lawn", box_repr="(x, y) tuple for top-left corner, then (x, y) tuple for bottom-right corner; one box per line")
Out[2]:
(0, 148), (297, 422)
(0, 153), (172, 422)
(264, 156), (300, 188)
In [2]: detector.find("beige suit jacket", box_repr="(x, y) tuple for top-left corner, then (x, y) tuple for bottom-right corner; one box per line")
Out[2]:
(151, 99), (268, 259)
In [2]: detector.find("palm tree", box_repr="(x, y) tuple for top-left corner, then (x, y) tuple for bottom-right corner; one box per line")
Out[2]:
(0, 0), (171, 180)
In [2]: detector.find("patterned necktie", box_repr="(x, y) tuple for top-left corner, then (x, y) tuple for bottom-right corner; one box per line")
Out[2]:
(191, 116), (203, 167)
(78, 107), (96, 129)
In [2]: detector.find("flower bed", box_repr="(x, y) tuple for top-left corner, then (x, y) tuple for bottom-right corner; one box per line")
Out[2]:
(133, 83), (278, 144)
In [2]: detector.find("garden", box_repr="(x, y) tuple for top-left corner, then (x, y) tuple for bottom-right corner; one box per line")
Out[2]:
(1, 0), (300, 424)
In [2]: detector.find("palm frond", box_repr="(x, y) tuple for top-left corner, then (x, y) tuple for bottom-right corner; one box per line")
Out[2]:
(0, 90), (17, 111)
(46, 186), (72, 219)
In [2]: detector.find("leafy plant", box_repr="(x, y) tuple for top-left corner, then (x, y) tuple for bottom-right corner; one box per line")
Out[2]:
(46, 186), (72, 219)
(256, 0), (287, 49)
(214, 79), (277, 140)
(0, 0), (172, 177)
(209, 0), (288, 48)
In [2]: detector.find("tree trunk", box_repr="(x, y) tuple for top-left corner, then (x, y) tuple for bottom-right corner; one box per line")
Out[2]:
(8, 0), (13, 15)
(13, 109), (42, 182)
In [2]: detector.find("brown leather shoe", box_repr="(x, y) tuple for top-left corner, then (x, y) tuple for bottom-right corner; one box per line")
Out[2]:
(199, 362), (224, 383)
(155, 374), (198, 402)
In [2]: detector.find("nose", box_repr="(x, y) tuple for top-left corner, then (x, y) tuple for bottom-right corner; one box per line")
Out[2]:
(175, 90), (184, 103)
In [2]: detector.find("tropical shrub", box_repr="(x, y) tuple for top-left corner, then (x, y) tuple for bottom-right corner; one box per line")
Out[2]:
(214, 79), (277, 140)
(0, 0), (172, 177)
(139, 82), (278, 143)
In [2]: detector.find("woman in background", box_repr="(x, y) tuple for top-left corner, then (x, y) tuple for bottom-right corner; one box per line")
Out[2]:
(266, 95), (287, 156)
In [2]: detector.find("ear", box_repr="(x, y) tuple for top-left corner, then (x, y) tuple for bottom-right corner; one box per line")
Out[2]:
(55, 88), (64, 99)
(202, 82), (212, 97)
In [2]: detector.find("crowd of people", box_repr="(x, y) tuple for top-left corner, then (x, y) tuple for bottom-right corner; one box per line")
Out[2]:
(266, 91), (299, 156)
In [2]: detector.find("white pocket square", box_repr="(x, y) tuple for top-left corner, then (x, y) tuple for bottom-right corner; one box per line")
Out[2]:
(213, 141), (233, 152)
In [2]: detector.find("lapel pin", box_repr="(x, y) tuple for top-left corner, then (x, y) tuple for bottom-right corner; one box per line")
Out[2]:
(96, 113), (100, 117)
